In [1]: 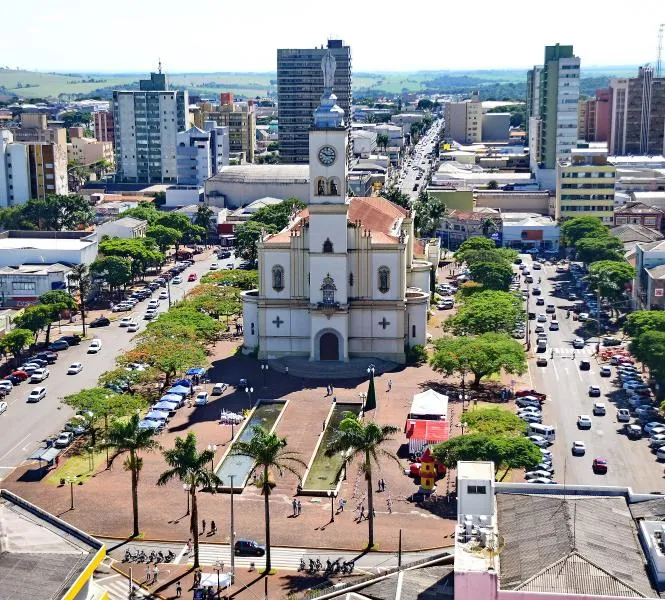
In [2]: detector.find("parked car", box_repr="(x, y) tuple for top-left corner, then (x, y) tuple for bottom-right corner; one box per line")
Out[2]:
(602, 337), (622, 346)
(625, 424), (642, 439)
(617, 408), (631, 422)
(437, 299), (454, 310)
(57, 335), (81, 346)
(528, 435), (550, 448)
(67, 362), (83, 375)
(600, 366), (611, 377)
(212, 383), (227, 395)
(644, 421), (665, 435)
(48, 340), (69, 351)
(30, 368), (50, 382)
(648, 434), (665, 448)
(34, 351), (57, 363)
(90, 317), (110, 328)
(27, 387), (47, 403)
(234, 539), (266, 556)
(54, 431), (74, 448)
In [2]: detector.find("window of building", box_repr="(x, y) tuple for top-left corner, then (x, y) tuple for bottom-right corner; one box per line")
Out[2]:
(378, 266), (390, 293)
(467, 485), (487, 494)
(321, 274), (336, 305)
(250, 323), (255, 335)
(349, 272), (354, 287)
(272, 265), (284, 291)
(12, 281), (36, 292)
(412, 325), (416, 338)
(323, 238), (334, 253)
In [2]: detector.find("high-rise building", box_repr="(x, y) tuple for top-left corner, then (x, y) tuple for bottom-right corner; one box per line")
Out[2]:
(93, 111), (114, 144)
(444, 91), (483, 144)
(26, 141), (69, 199)
(208, 102), (256, 163)
(608, 66), (665, 156)
(9, 113), (67, 148)
(112, 71), (188, 183)
(526, 44), (580, 170)
(175, 122), (229, 185)
(277, 39), (352, 164)
(0, 130), (30, 208)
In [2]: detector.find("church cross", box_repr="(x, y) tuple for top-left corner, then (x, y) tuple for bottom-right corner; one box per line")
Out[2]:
(378, 317), (390, 330)
(272, 316), (284, 328)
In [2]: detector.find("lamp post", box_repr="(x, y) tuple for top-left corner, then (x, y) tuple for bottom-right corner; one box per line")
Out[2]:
(526, 282), (531, 351)
(367, 364), (375, 378)
(458, 392), (469, 413)
(214, 560), (224, 595)
(183, 483), (191, 515)
(66, 476), (77, 510)
(229, 474), (235, 583)
(261, 363), (269, 388)
(457, 421), (468, 436)
(327, 490), (336, 522)
(207, 444), (217, 471)
(245, 386), (254, 410)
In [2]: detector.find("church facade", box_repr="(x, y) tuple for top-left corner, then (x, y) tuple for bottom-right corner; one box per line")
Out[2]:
(241, 53), (431, 364)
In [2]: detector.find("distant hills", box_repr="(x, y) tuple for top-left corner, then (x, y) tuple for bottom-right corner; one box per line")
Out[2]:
(0, 66), (639, 102)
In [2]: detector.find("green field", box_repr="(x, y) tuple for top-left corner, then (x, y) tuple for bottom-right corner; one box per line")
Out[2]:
(0, 66), (637, 101)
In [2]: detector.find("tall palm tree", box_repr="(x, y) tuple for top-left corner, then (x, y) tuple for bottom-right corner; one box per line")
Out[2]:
(157, 432), (221, 568)
(101, 414), (160, 537)
(325, 413), (399, 549)
(67, 263), (91, 336)
(481, 217), (498, 237)
(231, 426), (305, 572)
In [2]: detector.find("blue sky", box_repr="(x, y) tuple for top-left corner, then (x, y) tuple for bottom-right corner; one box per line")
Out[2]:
(6, 0), (664, 72)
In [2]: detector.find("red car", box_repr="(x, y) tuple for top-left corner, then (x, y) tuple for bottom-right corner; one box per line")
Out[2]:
(188, 273), (197, 282)
(592, 458), (608, 474)
(10, 370), (29, 381)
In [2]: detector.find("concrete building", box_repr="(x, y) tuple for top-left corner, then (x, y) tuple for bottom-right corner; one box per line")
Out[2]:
(96, 216), (147, 239)
(93, 110), (114, 143)
(175, 123), (229, 185)
(204, 164), (309, 208)
(26, 141), (69, 199)
(438, 208), (501, 249)
(67, 136), (114, 166)
(578, 88), (610, 142)
(112, 71), (188, 183)
(0, 129), (30, 208)
(500, 212), (560, 251)
(635, 239), (665, 309)
(9, 113), (67, 148)
(350, 129), (377, 157)
(474, 190), (554, 216)
(0, 263), (73, 307)
(277, 39), (352, 164)
(431, 161), (533, 190)
(207, 101), (255, 163)
(609, 66), (665, 156)
(481, 113), (510, 142)
(614, 201), (665, 230)
(556, 143), (616, 224)
(527, 44), (581, 169)
(390, 112), (426, 135)
(0, 230), (98, 267)
(444, 91), (483, 144)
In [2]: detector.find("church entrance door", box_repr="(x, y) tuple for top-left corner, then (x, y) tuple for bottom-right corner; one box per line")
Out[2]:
(320, 332), (339, 361)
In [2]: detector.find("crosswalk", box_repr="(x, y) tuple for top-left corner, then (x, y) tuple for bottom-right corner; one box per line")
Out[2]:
(94, 573), (154, 600)
(547, 347), (595, 357)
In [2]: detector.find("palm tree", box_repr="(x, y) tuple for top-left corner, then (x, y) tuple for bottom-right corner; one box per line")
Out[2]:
(325, 413), (400, 549)
(101, 414), (160, 537)
(231, 426), (305, 572)
(481, 217), (498, 237)
(157, 432), (221, 568)
(67, 263), (91, 336)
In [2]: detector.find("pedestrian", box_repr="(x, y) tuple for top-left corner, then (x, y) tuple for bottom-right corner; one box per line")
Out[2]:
(176, 581), (182, 597)
(387, 497), (393, 514)
(202, 519), (206, 534)
(388, 379), (392, 392)
(359, 505), (365, 521)
(186, 538), (193, 556)
(332, 395), (337, 404)
(210, 520), (216, 534)
(292, 498), (298, 516)
(372, 508), (376, 518)
(145, 563), (152, 583)
(152, 564), (159, 584)
(297, 500), (302, 516)
(338, 498), (344, 512)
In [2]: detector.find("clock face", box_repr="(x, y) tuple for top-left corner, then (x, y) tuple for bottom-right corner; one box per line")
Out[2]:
(318, 145), (336, 166)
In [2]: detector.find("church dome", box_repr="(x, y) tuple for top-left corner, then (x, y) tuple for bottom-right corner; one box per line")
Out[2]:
(313, 92), (345, 129)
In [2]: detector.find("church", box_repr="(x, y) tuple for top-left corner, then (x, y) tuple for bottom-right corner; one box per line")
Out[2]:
(241, 53), (432, 364)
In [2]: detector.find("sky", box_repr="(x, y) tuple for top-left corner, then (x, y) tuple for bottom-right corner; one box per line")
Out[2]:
(6, 0), (665, 73)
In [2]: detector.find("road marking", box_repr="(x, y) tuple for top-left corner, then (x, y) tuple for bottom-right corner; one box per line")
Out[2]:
(552, 363), (560, 381)
(0, 433), (31, 463)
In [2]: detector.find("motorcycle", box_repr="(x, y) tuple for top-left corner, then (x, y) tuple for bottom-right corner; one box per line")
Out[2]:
(165, 550), (176, 562)
(299, 558), (306, 572)
(342, 560), (355, 574)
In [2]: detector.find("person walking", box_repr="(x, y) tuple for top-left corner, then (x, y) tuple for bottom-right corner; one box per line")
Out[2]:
(145, 563), (152, 584)
(186, 538), (193, 556)
(152, 564), (159, 585)
(210, 520), (216, 535)
(292, 498), (298, 516)
(297, 500), (302, 516)
(359, 505), (365, 521)
(387, 496), (393, 514)
(338, 498), (345, 513)
(388, 379), (392, 392)
(175, 581), (182, 597)
(201, 519), (206, 534)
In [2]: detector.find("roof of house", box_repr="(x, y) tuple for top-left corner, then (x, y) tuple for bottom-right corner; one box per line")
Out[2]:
(637, 240), (665, 252)
(611, 224), (664, 244)
(646, 264), (665, 280)
(207, 164), (309, 184)
(616, 201), (665, 215)
(111, 217), (147, 228)
(630, 498), (665, 522)
(0, 263), (71, 275)
(496, 494), (657, 597)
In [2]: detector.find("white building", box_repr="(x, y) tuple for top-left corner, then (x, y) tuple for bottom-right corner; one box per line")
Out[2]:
(350, 130), (377, 158)
(0, 130), (30, 208)
(241, 53), (430, 364)
(176, 123), (229, 185)
(0, 263), (72, 308)
(500, 212), (560, 252)
(96, 216), (147, 239)
(444, 92), (483, 144)
(0, 231), (98, 267)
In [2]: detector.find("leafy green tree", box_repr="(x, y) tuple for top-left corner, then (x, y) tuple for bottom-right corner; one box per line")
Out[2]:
(101, 414), (160, 537)
(248, 198), (306, 231)
(157, 433), (221, 568)
(382, 186), (411, 209)
(231, 427), (305, 572)
(631, 331), (665, 399)
(99, 238), (163, 277)
(13, 304), (53, 342)
(430, 333), (526, 387)
(469, 261), (514, 291)
(0, 328), (33, 362)
(39, 290), (77, 343)
(575, 235), (623, 263)
(187, 284), (241, 323)
(376, 133), (389, 150)
(193, 204), (214, 231)
(417, 99), (434, 110)
(560, 216), (607, 246)
(67, 264), (91, 336)
(154, 212), (199, 249)
(445, 291), (524, 336)
(463, 407), (526, 436)
(454, 237), (516, 268)
(413, 191), (446, 236)
(146, 224), (182, 253)
(624, 311), (665, 338)
(235, 221), (277, 262)
(120, 204), (160, 224)
(90, 256), (132, 292)
(0, 205), (32, 229)
(20, 194), (94, 230)
(587, 260), (634, 313)
(200, 269), (258, 290)
(481, 218), (498, 236)
(60, 110), (92, 128)
(325, 413), (399, 549)
(145, 306), (221, 343)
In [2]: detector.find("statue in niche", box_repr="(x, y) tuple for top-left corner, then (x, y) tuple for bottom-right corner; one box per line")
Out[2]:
(329, 179), (338, 196)
(318, 179), (325, 195)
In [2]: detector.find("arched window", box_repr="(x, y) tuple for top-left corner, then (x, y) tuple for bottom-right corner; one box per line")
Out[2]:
(378, 266), (390, 293)
(272, 265), (284, 291)
(321, 274), (336, 305)
(328, 177), (340, 196)
(251, 323), (255, 335)
(323, 238), (334, 253)
(349, 272), (354, 287)
(316, 177), (326, 196)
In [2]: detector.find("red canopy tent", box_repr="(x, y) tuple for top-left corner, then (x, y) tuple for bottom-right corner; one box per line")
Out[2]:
(405, 418), (450, 455)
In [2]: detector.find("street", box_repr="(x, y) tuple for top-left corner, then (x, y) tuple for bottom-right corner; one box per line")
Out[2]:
(0, 251), (221, 481)
(396, 119), (442, 199)
(521, 254), (664, 493)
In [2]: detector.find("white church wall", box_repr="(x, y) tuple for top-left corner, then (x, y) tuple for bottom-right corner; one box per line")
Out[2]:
(371, 251), (401, 301)
(408, 264), (431, 293)
(263, 249), (291, 300)
(406, 301), (428, 346)
(265, 307), (291, 338)
(311, 313), (349, 361)
(241, 292), (259, 350)
(310, 257), (348, 305)
(308, 213), (348, 255)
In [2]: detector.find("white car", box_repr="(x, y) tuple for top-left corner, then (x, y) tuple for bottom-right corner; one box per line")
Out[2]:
(119, 317), (133, 327)
(572, 441), (586, 455)
(537, 314), (547, 322)
(159, 291), (168, 300)
(0, 401), (7, 415)
(30, 368), (50, 382)
(127, 322), (140, 332)
(144, 310), (158, 320)
(572, 338), (585, 349)
(147, 300), (160, 309)
(578, 312), (589, 321)
(212, 383), (227, 395)
(577, 415), (592, 429)
(528, 435), (550, 448)
(592, 402), (606, 416)
(54, 431), (74, 448)
(0, 380), (12, 392)
(644, 422), (665, 435)
(194, 392), (209, 406)
(525, 470), (554, 481)
(88, 339), (102, 353)
(209, 263), (219, 270)
(27, 387), (47, 403)
(172, 276), (183, 284)
(649, 434), (665, 448)
(67, 362), (83, 375)
(617, 408), (631, 422)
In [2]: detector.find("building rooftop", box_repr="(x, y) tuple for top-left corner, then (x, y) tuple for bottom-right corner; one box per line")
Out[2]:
(0, 263), (71, 276)
(207, 164), (309, 184)
(638, 240), (665, 253)
(111, 216), (147, 228)
(497, 494), (658, 597)
(617, 202), (665, 215)
(611, 224), (664, 244)
(646, 265), (665, 280)
(500, 212), (556, 226)
(457, 461), (494, 480)
(0, 237), (95, 251)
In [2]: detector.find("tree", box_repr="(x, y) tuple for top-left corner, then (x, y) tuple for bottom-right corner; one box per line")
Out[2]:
(39, 290), (76, 344)
(200, 269), (258, 290)
(413, 191), (446, 237)
(376, 133), (389, 151)
(145, 306), (222, 343)
(193, 204), (214, 231)
(481, 218), (498, 237)
(90, 256), (132, 293)
(231, 426), (305, 572)
(154, 212), (204, 250)
(0, 205), (32, 229)
(560, 216), (607, 246)
(248, 198), (306, 231)
(468, 261), (514, 291)
(235, 221), (276, 262)
(146, 224), (183, 254)
(187, 284), (241, 323)
(60, 110), (92, 129)
(445, 291), (524, 336)
(624, 311), (665, 338)
(463, 407), (526, 436)
(13, 304), (53, 342)
(157, 432), (221, 568)
(21, 194), (94, 230)
(432, 433), (540, 480)
(417, 99), (434, 111)
(325, 413), (399, 549)
(98, 238), (163, 278)
(101, 414), (160, 537)
(575, 235), (623, 264)
(0, 329), (33, 362)
(630, 331), (665, 399)
(487, 180), (499, 190)
(120, 204), (160, 224)
(430, 333), (526, 387)
(67, 264), (91, 336)
(381, 186), (411, 209)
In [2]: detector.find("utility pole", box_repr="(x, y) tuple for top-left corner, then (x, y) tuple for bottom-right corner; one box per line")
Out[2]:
(657, 24), (664, 78)
(230, 474), (235, 583)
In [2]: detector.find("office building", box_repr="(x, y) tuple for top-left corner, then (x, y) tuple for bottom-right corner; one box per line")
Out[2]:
(67, 136), (114, 166)
(527, 44), (580, 169)
(444, 91), (483, 144)
(556, 143), (616, 224)
(277, 39), (352, 163)
(112, 71), (188, 183)
(0, 130), (30, 208)
(9, 113), (67, 148)
(609, 66), (665, 156)
(93, 110), (114, 143)
(208, 101), (255, 163)
(175, 122), (229, 185)
(578, 88), (610, 143)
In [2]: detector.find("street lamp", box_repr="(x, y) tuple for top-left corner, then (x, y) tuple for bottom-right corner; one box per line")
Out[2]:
(261, 363), (269, 387)
(66, 476), (78, 510)
(207, 444), (217, 471)
(214, 560), (224, 595)
(457, 421), (468, 436)
(327, 490), (336, 522)
(183, 483), (191, 515)
(245, 386), (254, 410)
(458, 392), (469, 412)
(367, 364), (375, 377)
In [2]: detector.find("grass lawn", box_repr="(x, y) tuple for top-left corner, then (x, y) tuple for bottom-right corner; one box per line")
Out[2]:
(46, 449), (107, 485)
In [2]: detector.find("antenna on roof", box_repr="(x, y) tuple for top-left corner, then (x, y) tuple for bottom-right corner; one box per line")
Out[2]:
(572, 503), (577, 552)
(158, 58), (162, 74)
